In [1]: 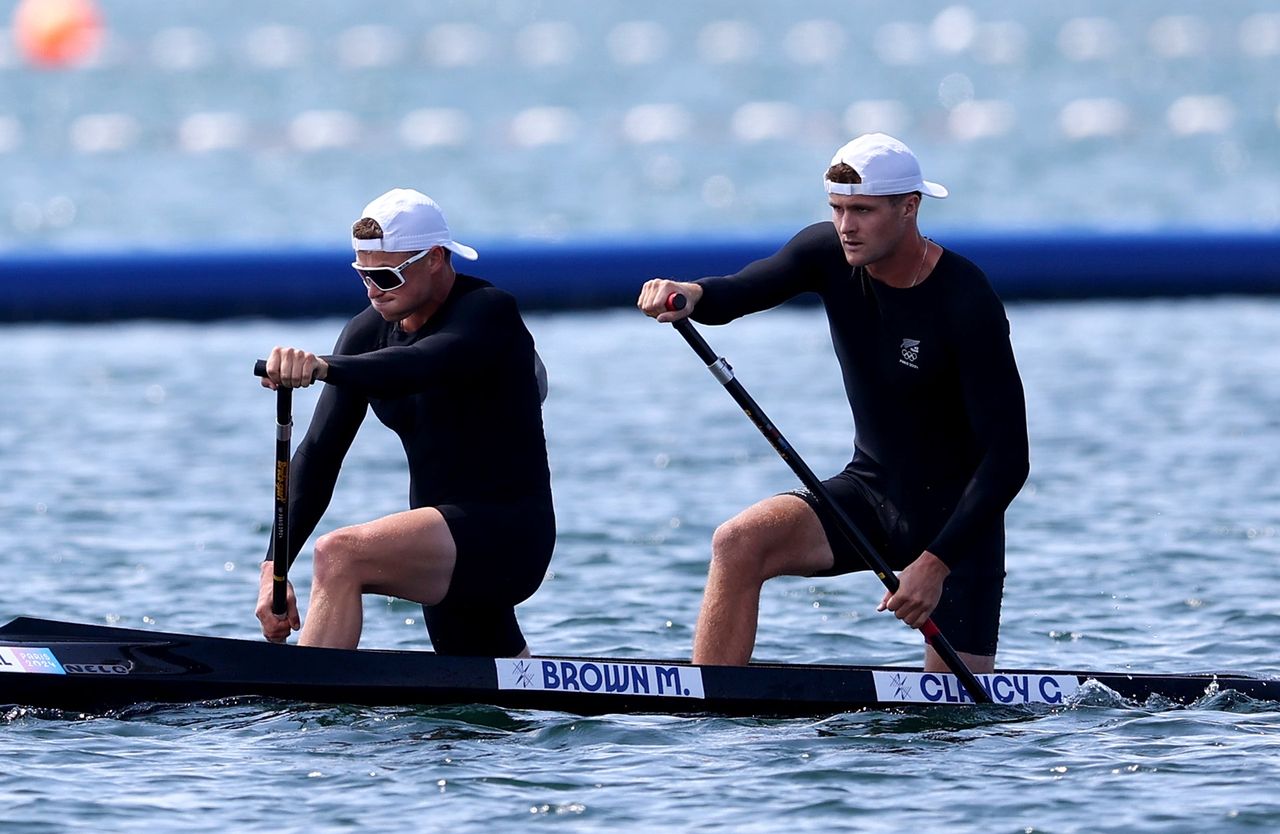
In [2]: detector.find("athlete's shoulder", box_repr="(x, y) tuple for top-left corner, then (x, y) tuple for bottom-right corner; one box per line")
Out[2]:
(453, 273), (521, 312)
(448, 274), (534, 341)
(936, 246), (987, 279)
(454, 272), (495, 293)
(935, 248), (1000, 300)
(788, 221), (844, 259)
(933, 247), (1010, 334)
(772, 222), (849, 285)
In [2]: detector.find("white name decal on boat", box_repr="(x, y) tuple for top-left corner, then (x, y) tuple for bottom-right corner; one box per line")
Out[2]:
(496, 659), (705, 699)
(0, 647), (66, 675)
(872, 671), (1080, 705)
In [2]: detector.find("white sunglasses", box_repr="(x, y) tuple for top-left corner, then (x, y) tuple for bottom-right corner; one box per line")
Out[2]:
(351, 248), (432, 292)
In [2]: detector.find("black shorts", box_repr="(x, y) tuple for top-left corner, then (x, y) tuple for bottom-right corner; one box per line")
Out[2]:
(427, 495), (555, 656)
(787, 472), (1005, 657)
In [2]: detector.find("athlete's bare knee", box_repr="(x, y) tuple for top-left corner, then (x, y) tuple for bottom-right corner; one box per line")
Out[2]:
(312, 527), (366, 586)
(711, 515), (756, 561)
(711, 513), (777, 585)
(711, 515), (751, 559)
(713, 498), (827, 581)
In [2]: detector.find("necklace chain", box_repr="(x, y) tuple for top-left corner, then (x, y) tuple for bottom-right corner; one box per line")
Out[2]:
(910, 237), (930, 288)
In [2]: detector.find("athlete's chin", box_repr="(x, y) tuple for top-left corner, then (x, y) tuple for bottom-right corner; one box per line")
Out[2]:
(370, 302), (401, 322)
(841, 245), (869, 267)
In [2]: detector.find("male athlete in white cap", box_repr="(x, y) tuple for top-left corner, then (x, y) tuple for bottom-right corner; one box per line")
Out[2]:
(639, 134), (1029, 674)
(257, 189), (554, 656)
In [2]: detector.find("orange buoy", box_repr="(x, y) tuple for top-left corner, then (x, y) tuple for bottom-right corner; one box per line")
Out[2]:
(13, 0), (103, 68)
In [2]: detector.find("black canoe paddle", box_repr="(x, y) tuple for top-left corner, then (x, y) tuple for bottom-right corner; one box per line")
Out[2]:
(663, 293), (992, 704)
(253, 358), (291, 618)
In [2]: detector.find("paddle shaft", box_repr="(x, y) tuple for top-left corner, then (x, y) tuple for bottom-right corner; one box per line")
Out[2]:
(664, 294), (991, 704)
(254, 359), (291, 616)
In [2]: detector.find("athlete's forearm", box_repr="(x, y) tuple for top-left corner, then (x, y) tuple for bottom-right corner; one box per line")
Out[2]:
(691, 223), (830, 324)
(324, 293), (521, 399)
(926, 435), (1029, 568)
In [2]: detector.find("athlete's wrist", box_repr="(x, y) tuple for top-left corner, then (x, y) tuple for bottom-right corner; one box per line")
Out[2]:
(917, 550), (951, 576)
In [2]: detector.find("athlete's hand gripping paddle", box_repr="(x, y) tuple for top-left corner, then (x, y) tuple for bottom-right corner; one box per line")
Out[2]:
(663, 293), (992, 704)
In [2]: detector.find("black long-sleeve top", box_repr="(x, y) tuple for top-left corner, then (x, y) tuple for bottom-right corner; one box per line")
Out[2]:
(693, 222), (1029, 571)
(269, 274), (552, 567)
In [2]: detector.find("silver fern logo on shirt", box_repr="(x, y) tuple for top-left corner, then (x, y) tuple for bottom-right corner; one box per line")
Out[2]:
(900, 338), (921, 369)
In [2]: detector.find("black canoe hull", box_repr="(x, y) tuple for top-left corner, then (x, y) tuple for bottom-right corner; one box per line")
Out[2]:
(3, 617), (1277, 716)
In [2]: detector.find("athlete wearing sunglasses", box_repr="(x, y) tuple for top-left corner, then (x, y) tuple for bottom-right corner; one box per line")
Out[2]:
(352, 247), (433, 292)
(256, 188), (554, 661)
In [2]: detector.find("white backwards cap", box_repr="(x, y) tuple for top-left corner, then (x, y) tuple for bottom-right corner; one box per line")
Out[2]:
(351, 188), (478, 260)
(824, 133), (948, 199)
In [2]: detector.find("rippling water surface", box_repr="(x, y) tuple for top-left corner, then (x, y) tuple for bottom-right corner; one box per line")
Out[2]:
(3, 300), (1280, 832)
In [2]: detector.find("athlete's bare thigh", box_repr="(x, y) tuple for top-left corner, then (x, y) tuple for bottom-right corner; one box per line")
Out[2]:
(318, 507), (457, 605)
(719, 493), (836, 579)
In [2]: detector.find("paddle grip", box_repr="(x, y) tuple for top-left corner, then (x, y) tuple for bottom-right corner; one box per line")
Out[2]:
(254, 358), (319, 384)
(665, 292), (687, 312)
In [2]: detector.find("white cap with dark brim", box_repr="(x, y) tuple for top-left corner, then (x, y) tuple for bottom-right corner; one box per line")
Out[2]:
(824, 133), (948, 199)
(352, 188), (479, 260)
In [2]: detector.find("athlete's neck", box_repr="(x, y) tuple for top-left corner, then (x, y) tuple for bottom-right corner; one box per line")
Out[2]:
(867, 235), (932, 289)
(400, 269), (457, 333)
